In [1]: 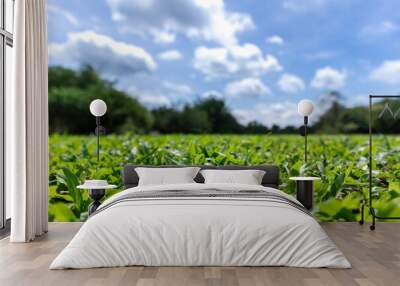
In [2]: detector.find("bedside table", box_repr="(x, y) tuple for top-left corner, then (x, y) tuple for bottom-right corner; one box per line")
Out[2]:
(77, 183), (117, 215)
(289, 177), (320, 210)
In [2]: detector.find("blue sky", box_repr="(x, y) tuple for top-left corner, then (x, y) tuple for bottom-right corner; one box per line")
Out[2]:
(47, 0), (400, 126)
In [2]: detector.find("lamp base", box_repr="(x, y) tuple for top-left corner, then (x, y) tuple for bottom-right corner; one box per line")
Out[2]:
(88, 189), (105, 215)
(296, 181), (313, 210)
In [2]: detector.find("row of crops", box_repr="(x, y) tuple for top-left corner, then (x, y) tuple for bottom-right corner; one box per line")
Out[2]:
(49, 134), (400, 222)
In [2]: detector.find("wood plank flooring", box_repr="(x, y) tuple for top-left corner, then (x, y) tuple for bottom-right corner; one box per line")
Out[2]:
(0, 222), (399, 286)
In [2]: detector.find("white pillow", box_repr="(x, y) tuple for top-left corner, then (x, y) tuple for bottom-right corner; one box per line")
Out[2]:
(135, 167), (200, 186)
(200, 169), (266, 185)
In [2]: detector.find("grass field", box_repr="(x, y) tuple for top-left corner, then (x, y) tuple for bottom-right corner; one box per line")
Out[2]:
(49, 134), (400, 222)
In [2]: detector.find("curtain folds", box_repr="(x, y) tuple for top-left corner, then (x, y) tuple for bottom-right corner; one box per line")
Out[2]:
(9, 0), (48, 242)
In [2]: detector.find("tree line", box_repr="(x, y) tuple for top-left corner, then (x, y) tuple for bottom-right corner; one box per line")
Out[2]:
(49, 65), (400, 134)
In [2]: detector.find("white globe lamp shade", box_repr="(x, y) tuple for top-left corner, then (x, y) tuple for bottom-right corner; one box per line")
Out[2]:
(298, 99), (314, 117)
(90, 99), (107, 117)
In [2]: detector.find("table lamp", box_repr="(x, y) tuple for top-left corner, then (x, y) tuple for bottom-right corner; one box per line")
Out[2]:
(297, 99), (314, 163)
(89, 99), (107, 168)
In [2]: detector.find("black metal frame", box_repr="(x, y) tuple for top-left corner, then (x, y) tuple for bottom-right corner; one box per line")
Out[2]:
(359, 95), (400, 230)
(1, 0), (14, 232)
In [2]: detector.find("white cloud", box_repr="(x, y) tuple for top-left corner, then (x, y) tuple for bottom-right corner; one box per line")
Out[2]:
(49, 31), (156, 77)
(193, 43), (282, 79)
(360, 20), (398, 38)
(278, 73), (305, 94)
(345, 94), (368, 107)
(106, 0), (254, 46)
(202, 90), (224, 99)
(47, 4), (79, 26)
(266, 35), (284, 45)
(163, 81), (192, 95)
(369, 60), (400, 84)
(283, 0), (327, 12)
(235, 99), (327, 127)
(129, 85), (172, 107)
(152, 31), (176, 44)
(233, 102), (300, 127)
(158, 50), (183, 61)
(311, 66), (346, 89)
(140, 94), (171, 107)
(225, 78), (270, 97)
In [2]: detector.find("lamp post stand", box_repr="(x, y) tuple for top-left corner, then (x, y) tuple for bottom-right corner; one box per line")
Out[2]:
(95, 116), (100, 165)
(95, 116), (101, 169)
(304, 116), (308, 164)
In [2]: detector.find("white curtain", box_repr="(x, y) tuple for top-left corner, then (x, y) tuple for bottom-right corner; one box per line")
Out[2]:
(8, 0), (48, 242)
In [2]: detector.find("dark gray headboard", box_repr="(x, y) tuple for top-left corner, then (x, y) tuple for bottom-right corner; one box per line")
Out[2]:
(122, 165), (280, 189)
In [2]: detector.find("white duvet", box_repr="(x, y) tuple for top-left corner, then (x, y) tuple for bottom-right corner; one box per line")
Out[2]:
(50, 183), (351, 269)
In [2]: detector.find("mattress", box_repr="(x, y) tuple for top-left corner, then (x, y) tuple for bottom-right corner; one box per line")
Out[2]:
(50, 183), (351, 269)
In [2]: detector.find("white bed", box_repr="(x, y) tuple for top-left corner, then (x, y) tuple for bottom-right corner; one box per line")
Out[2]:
(50, 183), (351, 269)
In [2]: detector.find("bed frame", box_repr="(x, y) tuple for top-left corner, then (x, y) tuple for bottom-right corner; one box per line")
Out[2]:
(122, 165), (280, 189)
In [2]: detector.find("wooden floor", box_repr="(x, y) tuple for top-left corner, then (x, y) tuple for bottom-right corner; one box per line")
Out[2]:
(0, 223), (399, 286)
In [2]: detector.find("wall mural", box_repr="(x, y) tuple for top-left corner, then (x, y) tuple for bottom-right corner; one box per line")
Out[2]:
(47, 0), (400, 222)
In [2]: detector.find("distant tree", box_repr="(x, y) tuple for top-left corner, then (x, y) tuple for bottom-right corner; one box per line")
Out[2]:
(313, 91), (345, 133)
(338, 106), (368, 133)
(195, 98), (243, 133)
(51, 66), (380, 135)
(48, 66), (80, 88)
(49, 65), (153, 134)
(180, 106), (212, 133)
(151, 107), (182, 133)
(244, 121), (269, 134)
(271, 124), (280, 134)
(280, 125), (298, 134)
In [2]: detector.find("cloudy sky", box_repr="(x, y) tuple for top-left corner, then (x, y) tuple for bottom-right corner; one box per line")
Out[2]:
(48, 0), (400, 127)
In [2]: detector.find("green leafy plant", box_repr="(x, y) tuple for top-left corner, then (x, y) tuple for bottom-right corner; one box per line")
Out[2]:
(54, 167), (90, 221)
(48, 134), (400, 222)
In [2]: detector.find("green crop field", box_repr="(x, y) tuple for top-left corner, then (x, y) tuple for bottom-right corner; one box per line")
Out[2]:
(49, 134), (400, 222)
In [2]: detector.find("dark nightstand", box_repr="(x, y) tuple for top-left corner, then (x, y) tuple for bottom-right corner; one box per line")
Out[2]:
(77, 183), (117, 215)
(289, 177), (320, 210)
